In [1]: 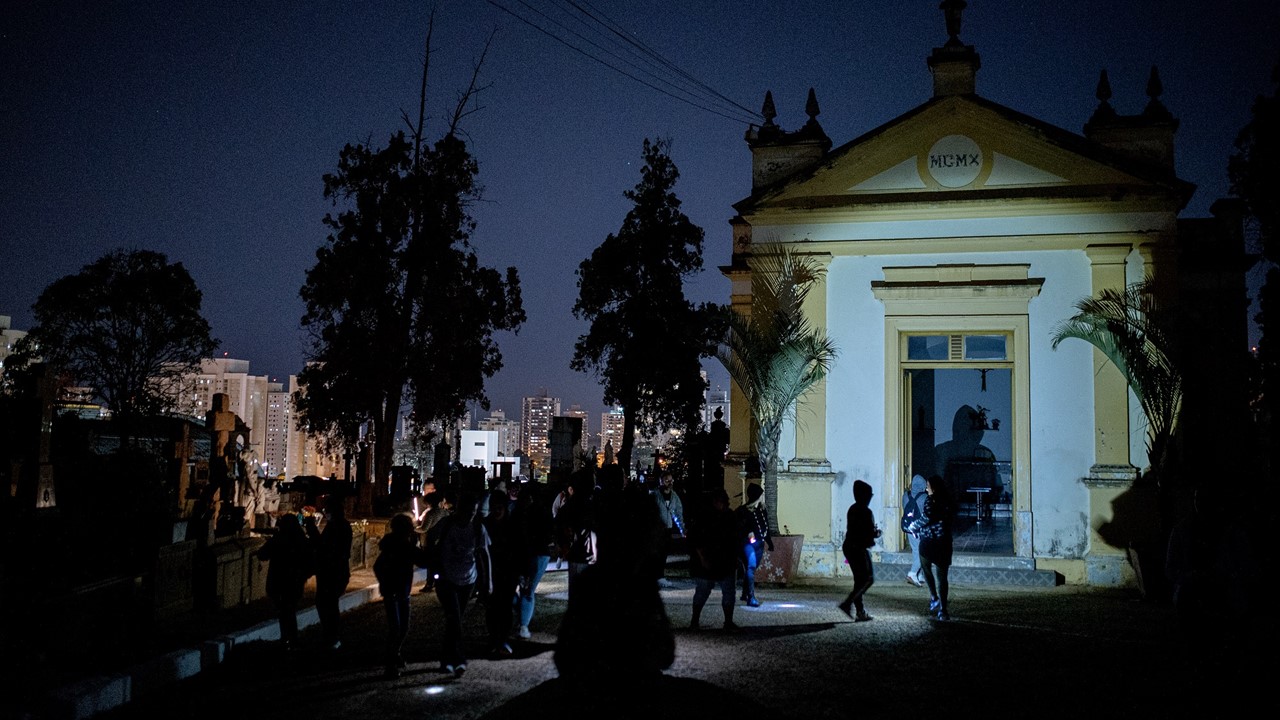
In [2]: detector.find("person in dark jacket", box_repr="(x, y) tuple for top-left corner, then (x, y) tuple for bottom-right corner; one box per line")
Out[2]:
(428, 494), (490, 678)
(909, 475), (955, 621)
(512, 482), (556, 639)
(839, 479), (881, 622)
(374, 512), (426, 677)
(309, 493), (353, 650)
(483, 487), (519, 658)
(689, 490), (740, 631)
(736, 483), (772, 607)
(258, 512), (314, 649)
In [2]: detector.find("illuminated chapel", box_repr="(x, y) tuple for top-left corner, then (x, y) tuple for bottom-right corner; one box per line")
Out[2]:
(723, 4), (1249, 587)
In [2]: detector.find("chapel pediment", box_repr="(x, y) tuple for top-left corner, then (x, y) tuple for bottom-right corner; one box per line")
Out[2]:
(735, 93), (1191, 218)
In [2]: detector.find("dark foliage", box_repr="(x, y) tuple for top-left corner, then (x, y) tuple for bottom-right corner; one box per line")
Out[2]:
(572, 138), (724, 469)
(297, 130), (524, 487)
(4, 249), (217, 426)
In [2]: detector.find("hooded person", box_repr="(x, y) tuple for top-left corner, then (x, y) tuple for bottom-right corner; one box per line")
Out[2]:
(839, 479), (881, 621)
(735, 483), (772, 607)
(902, 474), (928, 587)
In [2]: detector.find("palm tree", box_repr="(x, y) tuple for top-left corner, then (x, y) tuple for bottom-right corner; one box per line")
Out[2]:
(1050, 277), (1183, 478)
(717, 248), (838, 532)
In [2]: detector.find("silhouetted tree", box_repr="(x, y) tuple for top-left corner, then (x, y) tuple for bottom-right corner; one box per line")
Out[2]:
(5, 249), (217, 437)
(717, 248), (837, 533)
(572, 138), (723, 470)
(1229, 57), (1279, 476)
(297, 22), (524, 491)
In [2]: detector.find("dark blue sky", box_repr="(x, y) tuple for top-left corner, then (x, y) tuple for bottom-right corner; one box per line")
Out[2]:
(3, 1), (1276, 422)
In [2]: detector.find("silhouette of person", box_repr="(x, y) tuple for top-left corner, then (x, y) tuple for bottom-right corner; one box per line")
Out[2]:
(428, 493), (490, 678)
(554, 471), (674, 691)
(483, 486), (519, 659)
(308, 493), (352, 650)
(374, 512), (426, 678)
(652, 471), (684, 587)
(556, 472), (598, 595)
(736, 483), (772, 606)
(933, 404), (998, 516)
(688, 489), (739, 631)
(512, 482), (555, 639)
(257, 513), (314, 649)
(839, 479), (880, 621)
(909, 475), (955, 620)
(417, 490), (451, 592)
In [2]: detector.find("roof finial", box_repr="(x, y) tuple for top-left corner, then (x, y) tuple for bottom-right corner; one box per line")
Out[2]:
(1096, 69), (1112, 105)
(941, 0), (967, 46)
(805, 88), (820, 122)
(1087, 69), (1116, 125)
(761, 90), (777, 127)
(1146, 65), (1164, 102)
(1144, 65), (1172, 119)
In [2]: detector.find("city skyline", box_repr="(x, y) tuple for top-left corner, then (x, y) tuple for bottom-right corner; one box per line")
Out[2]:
(3, 1), (1275, 419)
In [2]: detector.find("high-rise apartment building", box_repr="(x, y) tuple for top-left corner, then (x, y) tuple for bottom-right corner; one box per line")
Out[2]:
(477, 409), (520, 458)
(173, 357), (270, 460)
(263, 383), (289, 478)
(563, 404), (590, 452)
(521, 392), (560, 469)
(600, 407), (625, 454)
(285, 374), (341, 479)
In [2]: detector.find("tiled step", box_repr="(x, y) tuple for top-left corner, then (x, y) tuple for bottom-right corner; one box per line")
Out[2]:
(874, 558), (1060, 588)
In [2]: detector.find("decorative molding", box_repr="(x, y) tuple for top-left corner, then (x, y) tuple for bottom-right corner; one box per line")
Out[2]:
(784, 458), (834, 475)
(1081, 464), (1139, 487)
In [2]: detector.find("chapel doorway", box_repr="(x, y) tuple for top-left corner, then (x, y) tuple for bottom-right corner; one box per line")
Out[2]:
(904, 363), (1014, 556)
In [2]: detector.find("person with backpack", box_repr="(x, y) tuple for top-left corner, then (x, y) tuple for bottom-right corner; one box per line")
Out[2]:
(902, 474), (928, 587)
(909, 475), (956, 621)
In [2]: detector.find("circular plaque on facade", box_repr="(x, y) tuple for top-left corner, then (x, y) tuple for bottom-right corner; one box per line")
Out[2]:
(926, 134), (983, 187)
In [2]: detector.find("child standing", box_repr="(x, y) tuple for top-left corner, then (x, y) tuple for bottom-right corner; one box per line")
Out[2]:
(839, 479), (880, 622)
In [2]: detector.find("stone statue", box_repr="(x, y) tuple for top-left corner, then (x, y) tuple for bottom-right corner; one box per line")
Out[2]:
(604, 440), (615, 466)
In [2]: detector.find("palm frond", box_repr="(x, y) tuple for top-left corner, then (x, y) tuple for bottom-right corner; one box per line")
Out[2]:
(1051, 278), (1183, 466)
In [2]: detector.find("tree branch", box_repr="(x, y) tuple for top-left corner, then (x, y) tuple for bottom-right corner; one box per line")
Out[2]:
(449, 28), (496, 135)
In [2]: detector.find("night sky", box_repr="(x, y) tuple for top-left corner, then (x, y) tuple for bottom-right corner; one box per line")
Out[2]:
(3, 1), (1276, 423)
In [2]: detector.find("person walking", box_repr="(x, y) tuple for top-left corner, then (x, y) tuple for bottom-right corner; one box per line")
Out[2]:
(373, 512), (426, 678)
(688, 490), (740, 632)
(257, 512), (314, 650)
(652, 471), (685, 587)
(483, 486), (518, 659)
(417, 490), (451, 593)
(736, 483), (772, 607)
(511, 482), (555, 640)
(427, 493), (491, 678)
(308, 493), (353, 650)
(555, 473), (598, 596)
(839, 479), (881, 622)
(902, 474), (928, 587)
(909, 475), (955, 620)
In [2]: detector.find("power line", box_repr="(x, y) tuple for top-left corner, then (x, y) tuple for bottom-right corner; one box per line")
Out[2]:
(565, 0), (760, 120)
(487, 0), (761, 126)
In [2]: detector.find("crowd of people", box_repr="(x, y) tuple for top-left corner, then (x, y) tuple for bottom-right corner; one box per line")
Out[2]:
(256, 466), (955, 683)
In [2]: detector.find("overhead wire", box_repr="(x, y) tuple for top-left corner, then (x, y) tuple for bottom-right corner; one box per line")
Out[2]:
(486, 0), (762, 126)
(565, 0), (760, 121)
